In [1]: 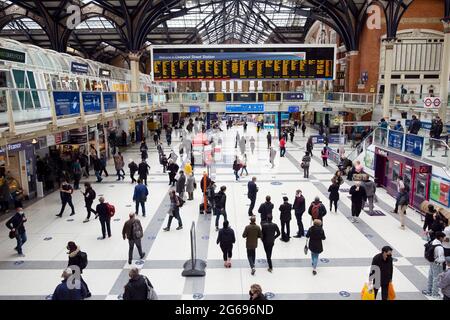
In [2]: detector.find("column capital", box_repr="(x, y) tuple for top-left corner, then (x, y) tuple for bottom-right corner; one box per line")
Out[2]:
(347, 50), (359, 57)
(382, 39), (396, 50)
(128, 52), (141, 61)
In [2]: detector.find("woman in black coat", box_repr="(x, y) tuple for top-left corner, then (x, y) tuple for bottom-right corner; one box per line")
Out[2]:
(216, 220), (236, 268)
(306, 219), (326, 275)
(66, 241), (91, 298)
(328, 181), (340, 213)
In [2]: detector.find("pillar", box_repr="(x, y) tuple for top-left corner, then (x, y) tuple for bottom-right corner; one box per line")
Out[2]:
(237, 80), (243, 92)
(257, 81), (263, 91)
(208, 81), (215, 92)
(382, 40), (395, 119)
(345, 51), (360, 93)
(129, 53), (141, 93)
(249, 81), (255, 92)
(439, 21), (450, 121)
(201, 81), (207, 92)
(221, 81), (227, 92)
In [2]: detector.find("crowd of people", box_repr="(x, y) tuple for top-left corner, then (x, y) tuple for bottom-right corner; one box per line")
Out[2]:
(3, 116), (450, 301)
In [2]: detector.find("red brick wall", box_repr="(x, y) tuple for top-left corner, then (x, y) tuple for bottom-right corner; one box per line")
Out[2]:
(351, 0), (445, 93)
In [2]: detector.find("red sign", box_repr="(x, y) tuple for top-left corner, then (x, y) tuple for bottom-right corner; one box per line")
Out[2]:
(54, 133), (62, 144)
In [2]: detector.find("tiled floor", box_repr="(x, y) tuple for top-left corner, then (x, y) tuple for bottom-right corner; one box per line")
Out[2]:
(0, 122), (437, 300)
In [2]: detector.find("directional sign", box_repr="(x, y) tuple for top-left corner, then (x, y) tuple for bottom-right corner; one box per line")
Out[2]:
(225, 103), (264, 113)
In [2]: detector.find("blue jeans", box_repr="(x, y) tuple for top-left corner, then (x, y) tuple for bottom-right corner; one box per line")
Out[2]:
(16, 232), (27, 254)
(234, 170), (239, 180)
(311, 252), (319, 269)
(95, 170), (102, 182)
(135, 201), (146, 216)
(215, 208), (227, 228)
(427, 262), (444, 295)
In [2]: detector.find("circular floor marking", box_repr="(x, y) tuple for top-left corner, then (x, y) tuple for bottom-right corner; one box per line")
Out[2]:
(201, 236), (209, 240)
(320, 258), (330, 263)
(135, 260), (145, 265)
(45, 294), (53, 300)
(193, 293), (204, 300)
(44, 237), (53, 241)
(66, 219), (74, 222)
(271, 181), (283, 186)
(265, 292), (275, 299)
(339, 291), (350, 297)
(14, 261), (24, 266)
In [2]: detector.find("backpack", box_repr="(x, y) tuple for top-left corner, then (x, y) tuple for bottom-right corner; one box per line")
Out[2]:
(78, 251), (88, 270)
(132, 219), (143, 239)
(311, 203), (321, 219)
(144, 276), (158, 300)
(177, 195), (185, 208)
(424, 241), (441, 262)
(106, 203), (115, 217)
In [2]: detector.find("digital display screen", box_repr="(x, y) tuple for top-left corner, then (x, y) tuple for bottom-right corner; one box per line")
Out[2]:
(152, 46), (335, 81)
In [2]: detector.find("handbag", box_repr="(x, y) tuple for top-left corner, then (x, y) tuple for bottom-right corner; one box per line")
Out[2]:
(388, 282), (396, 300)
(361, 283), (375, 300)
(304, 238), (309, 255)
(8, 229), (17, 239)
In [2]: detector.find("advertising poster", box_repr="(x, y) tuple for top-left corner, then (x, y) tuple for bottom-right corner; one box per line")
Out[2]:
(430, 175), (450, 207)
(364, 150), (375, 171)
(405, 134), (424, 157)
(53, 92), (80, 116)
(388, 130), (404, 150)
(82, 92), (101, 113)
(103, 92), (117, 111)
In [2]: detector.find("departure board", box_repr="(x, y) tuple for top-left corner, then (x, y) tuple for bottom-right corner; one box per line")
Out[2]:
(152, 45), (336, 81)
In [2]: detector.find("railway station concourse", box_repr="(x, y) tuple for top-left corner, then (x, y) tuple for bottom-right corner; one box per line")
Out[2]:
(0, 0), (449, 305)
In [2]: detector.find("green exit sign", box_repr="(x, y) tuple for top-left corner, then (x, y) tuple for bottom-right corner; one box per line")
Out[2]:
(0, 48), (26, 63)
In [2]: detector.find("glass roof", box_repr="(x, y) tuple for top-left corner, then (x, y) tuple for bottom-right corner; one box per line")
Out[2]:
(76, 17), (115, 30)
(3, 18), (43, 31)
(165, 0), (309, 44)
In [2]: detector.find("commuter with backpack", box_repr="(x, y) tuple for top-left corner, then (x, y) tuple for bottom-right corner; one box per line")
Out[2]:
(424, 231), (446, 298)
(95, 197), (113, 239)
(66, 241), (91, 298)
(122, 213), (146, 265)
(308, 197), (327, 223)
(163, 190), (183, 231)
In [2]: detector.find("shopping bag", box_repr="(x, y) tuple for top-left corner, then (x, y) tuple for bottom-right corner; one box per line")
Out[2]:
(361, 283), (375, 300)
(388, 282), (396, 300)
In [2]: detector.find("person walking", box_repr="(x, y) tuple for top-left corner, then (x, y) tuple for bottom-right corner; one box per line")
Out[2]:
(293, 190), (306, 238)
(133, 179), (148, 217)
(243, 216), (262, 276)
(258, 196), (274, 224)
(424, 232), (446, 298)
(92, 155), (103, 182)
(301, 151), (311, 178)
(306, 219), (326, 275)
(249, 284), (267, 300)
(186, 173), (196, 201)
(95, 197), (112, 239)
(5, 207), (27, 256)
(349, 181), (367, 223)
(301, 122), (306, 137)
(217, 220), (236, 268)
(176, 171), (187, 200)
(160, 153), (168, 173)
(81, 182), (96, 223)
(294, 120), (299, 131)
(122, 213), (146, 264)
(250, 136), (256, 154)
(306, 137), (313, 157)
(72, 159), (82, 190)
(239, 136), (246, 155)
(397, 186), (409, 230)
(232, 156), (241, 181)
(240, 154), (248, 176)
(369, 246), (393, 300)
(128, 159), (138, 183)
(163, 190), (183, 231)
(363, 177), (377, 215)
(391, 176), (405, 214)
(99, 154), (109, 177)
(114, 152), (125, 180)
(289, 129), (294, 143)
(167, 160), (179, 186)
(214, 186), (227, 231)
(56, 181), (75, 217)
(308, 196), (327, 223)
(279, 196), (292, 242)
(269, 147), (276, 168)
(321, 147), (329, 167)
(328, 180), (340, 213)
(430, 115), (444, 151)
(247, 177), (258, 216)
(279, 137), (286, 157)
(66, 241), (91, 298)
(123, 268), (155, 300)
(52, 268), (87, 300)
(261, 215), (280, 272)
(235, 131), (240, 149)
(138, 160), (151, 186)
(267, 132), (272, 149)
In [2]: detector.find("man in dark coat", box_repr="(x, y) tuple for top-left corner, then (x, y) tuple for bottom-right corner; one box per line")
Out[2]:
(293, 190), (306, 238)
(369, 246), (393, 300)
(5, 207), (27, 255)
(258, 196), (274, 223)
(349, 181), (367, 223)
(56, 181), (75, 217)
(266, 132), (272, 149)
(138, 160), (151, 186)
(123, 268), (152, 300)
(128, 159), (138, 183)
(176, 171), (186, 200)
(95, 197), (111, 239)
(279, 196), (292, 242)
(242, 216), (262, 276)
(247, 177), (258, 216)
(408, 115), (421, 135)
(308, 197), (327, 223)
(82, 182), (96, 223)
(167, 160), (179, 186)
(52, 267), (87, 300)
(261, 215), (280, 272)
